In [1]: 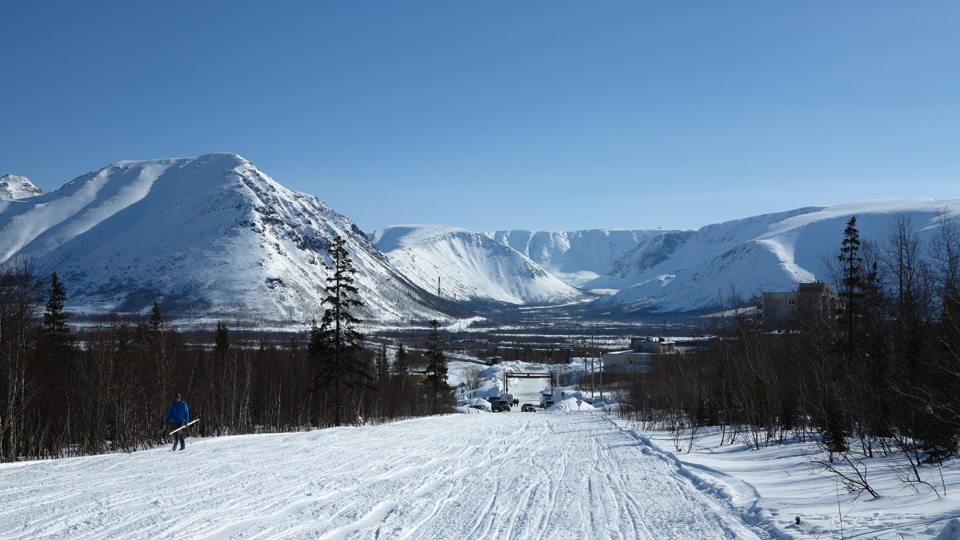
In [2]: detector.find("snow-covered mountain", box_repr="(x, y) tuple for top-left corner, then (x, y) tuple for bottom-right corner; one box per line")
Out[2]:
(3, 153), (958, 321)
(0, 154), (455, 323)
(488, 229), (678, 287)
(479, 201), (960, 315)
(0, 174), (44, 200)
(587, 200), (960, 313)
(372, 226), (590, 306)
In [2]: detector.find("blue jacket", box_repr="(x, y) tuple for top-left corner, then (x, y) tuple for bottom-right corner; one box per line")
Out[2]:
(166, 400), (190, 424)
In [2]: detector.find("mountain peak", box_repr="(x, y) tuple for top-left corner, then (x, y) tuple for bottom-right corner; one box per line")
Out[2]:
(0, 154), (453, 322)
(111, 152), (248, 168)
(0, 174), (45, 200)
(374, 225), (590, 306)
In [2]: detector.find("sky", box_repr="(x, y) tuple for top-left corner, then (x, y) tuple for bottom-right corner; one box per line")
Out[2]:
(2, 2), (958, 233)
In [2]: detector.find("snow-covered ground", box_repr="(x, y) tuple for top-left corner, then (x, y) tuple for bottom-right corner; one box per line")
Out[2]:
(2, 360), (959, 539)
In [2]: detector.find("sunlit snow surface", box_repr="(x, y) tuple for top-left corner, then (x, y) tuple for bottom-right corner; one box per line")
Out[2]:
(385, 200), (960, 314)
(0, 174), (44, 201)
(372, 225), (589, 305)
(3, 152), (960, 321)
(0, 154), (449, 323)
(3, 360), (960, 539)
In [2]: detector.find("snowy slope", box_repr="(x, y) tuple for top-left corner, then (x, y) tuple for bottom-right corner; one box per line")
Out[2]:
(372, 225), (589, 305)
(0, 174), (44, 200)
(592, 201), (960, 313)
(3, 154), (958, 320)
(0, 154), (452, 322)
(0, 411), (769, 539)
(489, 229), (676, 287)
(4, 397), (960, 539)
(485, 202), (960, 314)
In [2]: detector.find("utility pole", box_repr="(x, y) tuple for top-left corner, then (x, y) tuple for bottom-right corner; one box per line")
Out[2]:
(594, 326), (603, 406)
(583, 357), (588, 396)
(599, 353), (604, 405)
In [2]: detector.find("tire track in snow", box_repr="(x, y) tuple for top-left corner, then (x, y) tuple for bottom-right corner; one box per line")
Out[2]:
(1, 412), (769, 539)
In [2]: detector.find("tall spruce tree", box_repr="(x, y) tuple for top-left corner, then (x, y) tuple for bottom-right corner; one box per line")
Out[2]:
(42, 272), (70, 345)
(375, 344), (389, 385)
(819, 217), (870, 454)
(838, 216), (865, 366)
(214, 321), (230, 357)
(311, 236), (368, 426)
(424, 320), (452, 414)
(391, 343), (411, 416)
(392, 343), (410, 381)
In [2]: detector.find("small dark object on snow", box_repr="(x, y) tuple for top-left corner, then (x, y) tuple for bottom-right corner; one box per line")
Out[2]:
(795, 516), (801, 525)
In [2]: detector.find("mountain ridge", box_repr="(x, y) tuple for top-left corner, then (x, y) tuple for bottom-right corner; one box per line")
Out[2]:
(0, 174), (44, 200)
(372, 226), (591, 306)
(3, 154), (959, 323)
(0, 153), (456, 323)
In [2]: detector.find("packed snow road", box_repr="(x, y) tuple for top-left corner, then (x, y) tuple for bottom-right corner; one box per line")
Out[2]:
(1, 411), (767, 539)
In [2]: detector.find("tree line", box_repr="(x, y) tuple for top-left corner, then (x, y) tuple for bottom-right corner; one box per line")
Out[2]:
(619, 213), (960, 476)
(0, 237), (454, 462)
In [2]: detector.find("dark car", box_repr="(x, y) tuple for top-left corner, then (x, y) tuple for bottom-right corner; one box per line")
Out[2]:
(521, 403), (537, 412)
(488, 398), (512, 412)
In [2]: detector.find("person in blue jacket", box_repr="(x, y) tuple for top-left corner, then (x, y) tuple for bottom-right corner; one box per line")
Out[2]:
(166, 392), (190, 451)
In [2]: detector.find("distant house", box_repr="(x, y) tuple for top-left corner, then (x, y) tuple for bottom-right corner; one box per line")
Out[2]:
(630, 336), (675, 354)
(603, 337), (675, 373)
(760, 282), (835, 332)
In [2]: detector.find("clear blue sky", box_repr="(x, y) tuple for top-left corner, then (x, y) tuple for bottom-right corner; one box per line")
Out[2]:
(2, 2), (958, 232)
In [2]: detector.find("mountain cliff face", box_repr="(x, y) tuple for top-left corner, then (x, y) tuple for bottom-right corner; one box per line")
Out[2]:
(488, 229), (676, 287)
(589, 201), (960, 313)
(0, 174), (44, 200)
(483, 201), (960, 314)
(3, 153), (959, 322)
(372, 226), (590, 306)
(0, 154), (453, 323)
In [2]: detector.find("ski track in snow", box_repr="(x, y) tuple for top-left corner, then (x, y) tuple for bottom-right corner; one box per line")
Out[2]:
(0, 412), (767, 540)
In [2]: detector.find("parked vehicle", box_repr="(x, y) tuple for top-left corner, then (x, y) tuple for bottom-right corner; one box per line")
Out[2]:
(521, 403), (537, 412)
(487, 397), (512, 412)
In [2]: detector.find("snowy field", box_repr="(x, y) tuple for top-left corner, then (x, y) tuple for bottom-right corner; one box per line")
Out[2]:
(2, 360), (960, 539)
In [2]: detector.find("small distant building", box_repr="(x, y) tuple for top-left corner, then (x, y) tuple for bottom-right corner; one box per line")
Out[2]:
(760, 282), (835, 332)
(603, 337), (675, 373)
(630, 336), (675, 354)
(484, 355), (503, 366)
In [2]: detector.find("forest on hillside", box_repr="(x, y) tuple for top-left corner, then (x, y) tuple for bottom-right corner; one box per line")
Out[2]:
(3, 214), (960, 476)
(620, 215), (960, 495)
(0, 238), (457, 462)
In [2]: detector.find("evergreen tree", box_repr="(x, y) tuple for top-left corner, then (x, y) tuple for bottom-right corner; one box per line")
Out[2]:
(35, 272), (76, 458)
(838, 216), (865, 366)
(311, 236), (368, 426)
(375, 343), (389, 385)
(149, 302), (164, 333)
(424, 320), (452, 414)
(214, 321), (230, 357)
(931, 213), (960, 353)
(374, 343), (390, 418)
(389, 343), (412, 417)
(823, 392), (851, 454)
(42, 272), (70, 345)
(141, 301), (171, 398)
(392, 343), (410, 380)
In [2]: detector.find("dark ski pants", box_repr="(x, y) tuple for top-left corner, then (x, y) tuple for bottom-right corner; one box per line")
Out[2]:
(172, 423), (186, 450)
